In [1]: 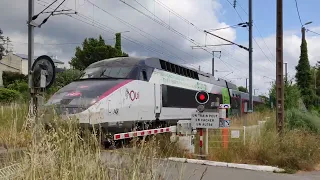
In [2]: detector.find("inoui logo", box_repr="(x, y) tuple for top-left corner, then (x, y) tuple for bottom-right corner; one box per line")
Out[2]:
(153, 70), (208, 91)
(219, 104), (231, 109)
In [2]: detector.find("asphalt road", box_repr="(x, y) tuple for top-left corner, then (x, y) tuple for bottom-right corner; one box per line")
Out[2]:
(162, 161), (320, 180)
(100, 150), (320, 180)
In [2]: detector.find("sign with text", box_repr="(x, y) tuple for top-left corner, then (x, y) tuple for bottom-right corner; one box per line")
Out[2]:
(231, 130), (240, 138)
(191, 112), (219, 129)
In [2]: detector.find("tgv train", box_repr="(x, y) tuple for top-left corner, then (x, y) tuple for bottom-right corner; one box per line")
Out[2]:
(45, 57), (264, 136)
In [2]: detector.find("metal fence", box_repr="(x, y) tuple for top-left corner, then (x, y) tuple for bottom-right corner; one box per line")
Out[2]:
(192, 121), (266, 155)
(0, 163), (22, 180)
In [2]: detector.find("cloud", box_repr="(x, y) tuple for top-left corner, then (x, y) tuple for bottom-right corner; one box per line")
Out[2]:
(1, 0), (320, 96)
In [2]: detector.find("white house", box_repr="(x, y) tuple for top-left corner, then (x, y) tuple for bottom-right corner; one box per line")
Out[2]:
(0, 53), (65, 87)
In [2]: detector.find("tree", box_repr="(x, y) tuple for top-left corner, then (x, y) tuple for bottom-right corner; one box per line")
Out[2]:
(115, 33), (121, 52)
(46, 69), (82, 97)
(269, 78), (301, 110)
(295, 38), (313, 109)
(69, 35), (128, 70)
(238, 86), (248, 93)
(0, 29), (5, 59)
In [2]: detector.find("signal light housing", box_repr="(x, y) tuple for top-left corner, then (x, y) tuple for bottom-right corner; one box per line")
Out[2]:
(195, 91), (209, 104)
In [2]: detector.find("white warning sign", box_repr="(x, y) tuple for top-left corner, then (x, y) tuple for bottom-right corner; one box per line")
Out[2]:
(191, 112), (220, 129)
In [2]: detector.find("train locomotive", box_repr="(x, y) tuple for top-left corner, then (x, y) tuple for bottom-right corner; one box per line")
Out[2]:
(45, 57), (264, 146)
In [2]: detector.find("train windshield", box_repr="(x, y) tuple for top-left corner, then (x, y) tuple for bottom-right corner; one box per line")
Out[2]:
(80, 59), (134, 79)
(46, 79), (123, 108)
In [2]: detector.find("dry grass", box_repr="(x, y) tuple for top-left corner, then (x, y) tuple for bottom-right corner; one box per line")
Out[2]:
(0, 103), (188, 180)
(230, 110), (276, 127)
(202, 111), (320, 172)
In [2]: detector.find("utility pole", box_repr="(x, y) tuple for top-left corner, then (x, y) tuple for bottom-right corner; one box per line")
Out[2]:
(212, 51), (221, 76)
(248, 0), (253, 112)
(28, 0), (35, 116)
(276, 0), (284, 135)
(284, 62), (288, 83)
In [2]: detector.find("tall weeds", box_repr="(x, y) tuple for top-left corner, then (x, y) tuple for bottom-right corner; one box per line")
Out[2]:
(207, 111), (320, 171)
(0, 103), (185, 179)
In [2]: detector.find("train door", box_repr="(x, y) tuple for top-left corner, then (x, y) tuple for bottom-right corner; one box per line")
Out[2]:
(154, 83), (162, 117)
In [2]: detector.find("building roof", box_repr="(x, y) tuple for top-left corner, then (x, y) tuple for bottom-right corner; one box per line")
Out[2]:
(14, 53), (64, 64)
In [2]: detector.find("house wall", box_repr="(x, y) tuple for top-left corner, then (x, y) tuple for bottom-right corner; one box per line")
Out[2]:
(1, 53), (66, 75)
(21, 60), (28, 75)
(0, 53), (23, 72)
(55, 63), (65, 69)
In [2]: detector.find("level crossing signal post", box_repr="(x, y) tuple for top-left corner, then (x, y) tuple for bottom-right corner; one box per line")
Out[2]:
(191, 91), (231, 159)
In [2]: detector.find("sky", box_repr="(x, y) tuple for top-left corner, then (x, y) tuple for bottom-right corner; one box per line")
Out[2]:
(0, 0), (320, 96)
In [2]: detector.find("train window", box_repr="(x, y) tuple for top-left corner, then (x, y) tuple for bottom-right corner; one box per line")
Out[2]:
(140, 70), (148, 81)
(102, 67), (132, 78)
(80, 67), (103, 79)
(165, 61), (171, 71)
(161, 85), (168, 106)
(162, 85), (222, 109)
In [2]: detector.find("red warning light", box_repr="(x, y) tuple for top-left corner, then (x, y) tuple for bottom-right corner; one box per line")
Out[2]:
(195, 91), (209, 104)
(199, 94), (205, 101)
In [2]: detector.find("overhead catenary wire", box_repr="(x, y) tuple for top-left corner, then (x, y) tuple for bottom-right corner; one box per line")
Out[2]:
(294, 0), (303, 26)
(125, 0), (250, 76)
(119, 0), (213, 55)
(225, 0), (275, 69)
(119, 0), (245, 74)
(227, 0), (276, 63)
(151, 0), (252, 75)
(84, 0), (204, 65)
(306, 29), (320, 36)
(36, 0), (201, 69)
(39, 0), (245, 75)
(206, 22), (248, 32)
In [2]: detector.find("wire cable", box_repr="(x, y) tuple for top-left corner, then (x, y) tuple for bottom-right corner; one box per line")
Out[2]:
(306, 29), (320, 36)
(225, 0), (275, 68)
(85, 0), (201, 64)
(228, 0), (276, 61)
(294, 0), (303, 26)
(131, 0), (250, 72)
(36, 0), (199, 69)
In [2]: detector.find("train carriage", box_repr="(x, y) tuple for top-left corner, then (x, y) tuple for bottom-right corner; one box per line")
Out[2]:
(45, 56), (264, 142)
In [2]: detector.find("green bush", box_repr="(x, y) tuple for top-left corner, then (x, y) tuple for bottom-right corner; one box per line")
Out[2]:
(285, 109), (320, 133)
(7, 80), (28, 92)
(2, 71), (27, 87)
(7, 80), (29, 101)
(0, 88), (22, 103)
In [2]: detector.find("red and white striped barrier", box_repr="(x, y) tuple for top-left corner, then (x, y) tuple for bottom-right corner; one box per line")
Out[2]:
(113, 126), (176, 140)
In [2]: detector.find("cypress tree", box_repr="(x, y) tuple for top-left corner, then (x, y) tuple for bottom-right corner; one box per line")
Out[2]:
(115, 33), (121, 52)
(295, 32), (313, 109)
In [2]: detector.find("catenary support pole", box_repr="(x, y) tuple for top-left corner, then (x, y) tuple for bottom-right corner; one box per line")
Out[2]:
(28, 0), (35, 117)
(276, 0), (284, 134)
(248, 0), (253, 112)
(212, 51), (221, 77)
